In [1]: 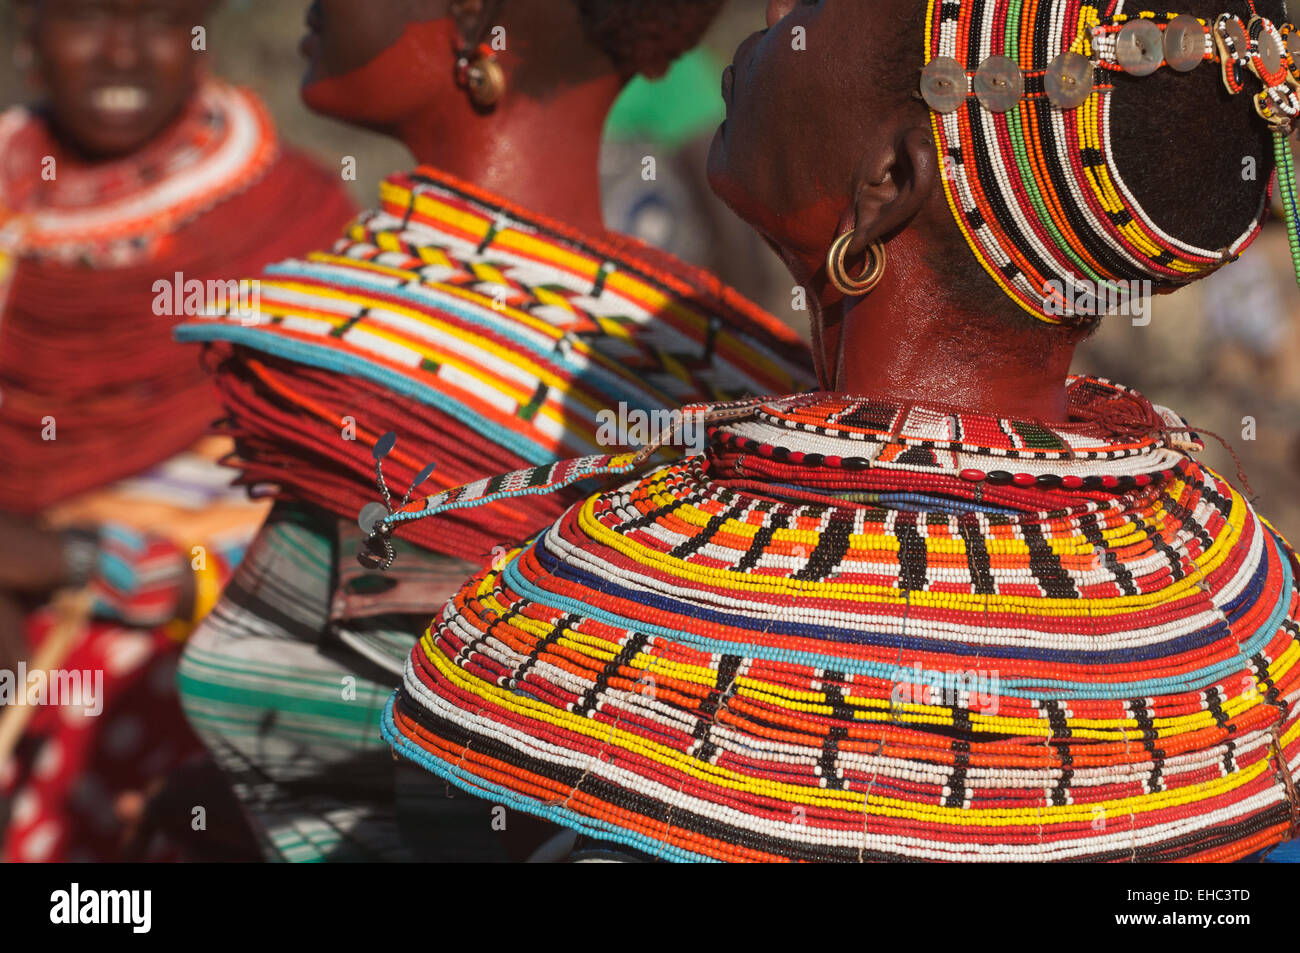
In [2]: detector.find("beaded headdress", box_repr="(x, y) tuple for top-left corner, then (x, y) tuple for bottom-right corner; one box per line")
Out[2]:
(921, 0), (1299, 323)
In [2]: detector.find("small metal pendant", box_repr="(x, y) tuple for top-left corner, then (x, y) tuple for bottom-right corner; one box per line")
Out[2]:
(467, 57), (505, 108)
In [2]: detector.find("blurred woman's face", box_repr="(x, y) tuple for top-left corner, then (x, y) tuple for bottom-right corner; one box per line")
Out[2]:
(300, 0), (459, 129)
(30, 0), (204, 159)
(707, 0), (903, 263)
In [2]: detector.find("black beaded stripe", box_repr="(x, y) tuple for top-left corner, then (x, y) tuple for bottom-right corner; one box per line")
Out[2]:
(1157, 489), (1215, 555)
(692, 654), (743, 764)
(479, 471), (510, 498)
(1020, 521), (1078, 599)
(668, 497), (750, 560)
(1051, 740), (1074, 807)
(1078, 147), (1104, 167)
(894, 510), (929, 592)
(329, 306), (369, 339)
(1250, 652), (1282, 708)
(527, 461), (557, 488)
(835, 399), (898, 432)
(457, 591), (524, 669)
(819, 723), (850, 791)
(792, 514), (854, 583)
(1044, 699), (1071, 740)
(509, 611), (578, 687)
(957, 513), (997, 596)
(703, 315), (721, 364)
(1223, 738), (1237, 775)
(1079, 512), (1138, 597)
(1204, 686), (1232, 733)
(612, 496), (689, 534)
(573, 631), (650, 717)
(734, 501), (791, 573)
(1134, 512), (1185, 582)
(944, 738), (971, 808)
(1130, 698), (1166, 793)
(1200, 481), (1235, 519)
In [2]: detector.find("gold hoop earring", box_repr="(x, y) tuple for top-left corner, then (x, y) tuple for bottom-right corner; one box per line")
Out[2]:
(457, 44), (506, 108)
(826, 231), (887, 296)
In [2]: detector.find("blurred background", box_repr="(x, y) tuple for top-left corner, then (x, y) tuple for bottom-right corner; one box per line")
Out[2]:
(2, 0), (1296, 540)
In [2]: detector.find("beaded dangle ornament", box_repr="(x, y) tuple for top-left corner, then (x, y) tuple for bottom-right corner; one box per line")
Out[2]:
(921, 0), (1300, 324)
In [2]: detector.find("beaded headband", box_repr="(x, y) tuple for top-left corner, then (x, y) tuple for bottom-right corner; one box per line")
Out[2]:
(921, 0), (1298, 324)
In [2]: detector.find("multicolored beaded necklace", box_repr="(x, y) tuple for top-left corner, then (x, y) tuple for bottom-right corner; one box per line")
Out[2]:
(0, 80), (279, 272)
(922, 0), (1300, 323)
(376, 379), (1300, 861)
(176, 168), (814, 562)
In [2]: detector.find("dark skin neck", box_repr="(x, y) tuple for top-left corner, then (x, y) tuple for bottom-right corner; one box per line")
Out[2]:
(791, 231), (1078, 421)
(396, 76), (623, 237)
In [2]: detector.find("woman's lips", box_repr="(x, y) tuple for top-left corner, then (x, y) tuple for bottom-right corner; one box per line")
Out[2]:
(722, 64), (735, 103)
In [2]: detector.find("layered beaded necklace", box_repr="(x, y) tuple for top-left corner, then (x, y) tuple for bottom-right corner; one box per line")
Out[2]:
(377, 378), (1300, 861)
(922, 0), (1299, 323)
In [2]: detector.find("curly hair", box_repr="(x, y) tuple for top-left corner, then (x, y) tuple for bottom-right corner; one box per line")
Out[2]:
(573, 0), (729, 78)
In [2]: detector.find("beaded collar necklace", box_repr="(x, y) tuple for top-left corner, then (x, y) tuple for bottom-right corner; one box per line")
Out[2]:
(376, 380), (1300, 862)
(922, 0), (1298, 324)
(0, 81), (278, 268)
(362, 375), (1207, 568)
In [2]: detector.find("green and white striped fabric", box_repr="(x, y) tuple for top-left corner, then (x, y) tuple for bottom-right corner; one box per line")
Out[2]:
(178, 502), (488, 862)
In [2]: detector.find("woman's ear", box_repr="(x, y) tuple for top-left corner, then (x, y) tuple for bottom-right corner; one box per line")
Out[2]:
(845, 124), (939, 257)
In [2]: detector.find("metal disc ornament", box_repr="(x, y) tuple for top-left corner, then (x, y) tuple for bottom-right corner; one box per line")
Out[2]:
(372, 431), (397, 461)
(1163, 15), (1206, 72)
(1116, 19), (1164, 76)
(358, 501), (390, 534)
(1045, 52), (1094, 108)
(921, 56), (968, 113)
(974, 56), (1024, 113)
